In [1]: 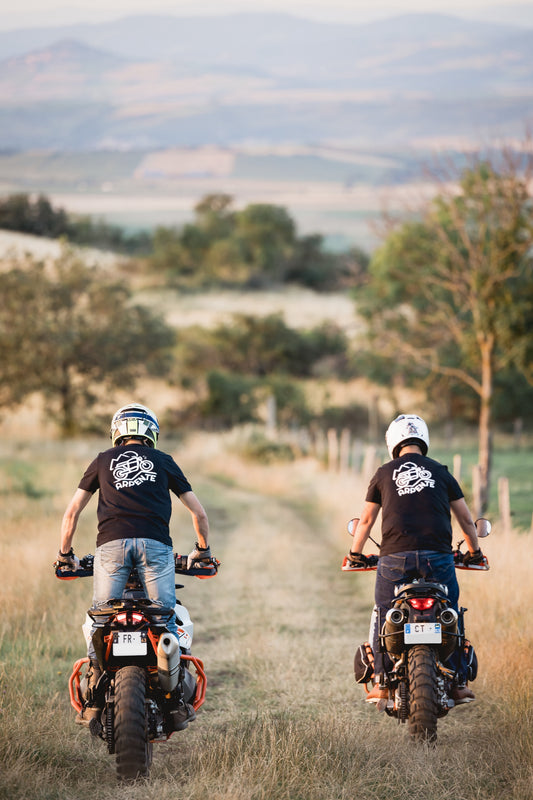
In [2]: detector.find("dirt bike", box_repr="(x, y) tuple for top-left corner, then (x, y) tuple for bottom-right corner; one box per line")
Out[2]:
(341, 519), (490, 743)
(55, 553), (219, 780)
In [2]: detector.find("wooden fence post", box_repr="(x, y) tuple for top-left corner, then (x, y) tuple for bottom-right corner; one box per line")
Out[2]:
(265, 394), (277, 437)
(351, 439), (363, 475)
(498, 476), (512, 538)
(453, 454), (461, 483)
(327, 428), (339, 472)
(339, 428), (351, 472)
(362, 445), (377, 484)
(471, 465), (482, 519)
(314, 429), (327, 464)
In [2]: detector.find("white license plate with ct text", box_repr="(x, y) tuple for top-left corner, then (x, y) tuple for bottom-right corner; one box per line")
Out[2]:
(404, 622), (442, 644)
(113, 631), (148, 656)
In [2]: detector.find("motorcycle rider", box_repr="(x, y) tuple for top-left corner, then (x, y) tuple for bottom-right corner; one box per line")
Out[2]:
(346, 414), (485, 704)
(57, 403), (211, 724)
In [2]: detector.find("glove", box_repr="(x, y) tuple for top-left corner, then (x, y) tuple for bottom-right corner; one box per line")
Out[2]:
(347, 551), (371, 568)
(463, 548), (485, 566)
(187, 543), (211, 570)
(56, 547), (80, 571)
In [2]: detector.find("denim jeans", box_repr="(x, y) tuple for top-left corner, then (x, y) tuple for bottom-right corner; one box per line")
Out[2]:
(369, 550), (462, 680)
(85, 538), (178, 659)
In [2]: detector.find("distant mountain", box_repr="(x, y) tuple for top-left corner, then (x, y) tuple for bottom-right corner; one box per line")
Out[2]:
(0, 12), (523, 70)
(0, 40), (127, 102)
(0, 12), (531, 150)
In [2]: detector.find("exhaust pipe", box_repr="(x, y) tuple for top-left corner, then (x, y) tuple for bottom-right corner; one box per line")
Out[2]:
(440, 608), (458, 627)
(386, 608), (405, 626)
(157, 633), (181, 692)
(439, 607), (459, 660)
(383, 607), (406, 655)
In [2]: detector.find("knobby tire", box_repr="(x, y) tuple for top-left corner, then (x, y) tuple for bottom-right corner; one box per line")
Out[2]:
(114, 665), (153, 780)
(407, 645), (438, 743)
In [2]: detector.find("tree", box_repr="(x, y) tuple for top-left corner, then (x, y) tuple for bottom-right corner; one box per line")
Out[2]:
(359, 156), (533, 513)
(148, 193), (362, 290)
(199, 370), (258, 429)
(286, 236), (369, 290)
(234, 204), (296, 283)
(194, 193), (235, 239)
(0, 248), (175, 435)
(0, 192), (68, 237)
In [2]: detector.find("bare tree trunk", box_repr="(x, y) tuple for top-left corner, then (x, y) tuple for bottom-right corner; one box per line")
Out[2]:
(478, 339), (494, 514)
(60, 364), (76, 438)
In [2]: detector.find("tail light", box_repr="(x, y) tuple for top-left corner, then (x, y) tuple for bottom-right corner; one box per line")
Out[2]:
(115, 611), (145, 625)
(408, 597), (435, 611)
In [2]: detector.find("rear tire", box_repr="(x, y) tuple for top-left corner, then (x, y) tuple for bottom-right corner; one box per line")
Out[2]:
(114, 666), (153, 780)
(407, 645), (438, 743)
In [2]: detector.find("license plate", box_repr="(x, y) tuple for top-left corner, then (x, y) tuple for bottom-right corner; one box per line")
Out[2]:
(113, 631), (147, 656)
(404, 622), (442, 644)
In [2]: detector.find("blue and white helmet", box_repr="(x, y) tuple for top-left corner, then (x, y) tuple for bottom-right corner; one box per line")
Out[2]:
(110, 403), (159, 448)
(385, 414), (429, 459)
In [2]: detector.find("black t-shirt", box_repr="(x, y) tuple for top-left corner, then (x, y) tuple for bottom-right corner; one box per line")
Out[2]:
(78, 444), (192, 548)
(365, 453), (464, 556)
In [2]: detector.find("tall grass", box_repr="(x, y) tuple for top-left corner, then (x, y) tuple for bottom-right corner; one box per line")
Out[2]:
(0, 433), (532, 800)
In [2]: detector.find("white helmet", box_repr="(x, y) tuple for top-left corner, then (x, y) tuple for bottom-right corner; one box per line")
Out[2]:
(110, 403), (159, 448)
(385, 414), (429, 459)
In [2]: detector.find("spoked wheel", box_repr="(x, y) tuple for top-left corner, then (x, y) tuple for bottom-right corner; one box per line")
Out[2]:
(407, 645), (438, 743)
(114, 666), (153, 780)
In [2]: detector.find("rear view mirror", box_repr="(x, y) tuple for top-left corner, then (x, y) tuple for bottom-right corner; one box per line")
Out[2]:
(475, 518), (491, 538)
(347, 518), (360, 536)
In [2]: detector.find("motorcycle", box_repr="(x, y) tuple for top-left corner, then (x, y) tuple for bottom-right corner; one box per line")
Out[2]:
(341, 519), (490, 742)
(55, 553), (219, 780)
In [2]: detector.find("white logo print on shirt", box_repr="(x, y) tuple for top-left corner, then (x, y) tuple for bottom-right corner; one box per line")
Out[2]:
(110, 450), (157, 489)
(393, 461), (435, 496)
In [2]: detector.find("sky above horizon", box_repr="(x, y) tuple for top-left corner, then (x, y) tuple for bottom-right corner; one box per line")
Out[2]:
(3, 0), (533, 30)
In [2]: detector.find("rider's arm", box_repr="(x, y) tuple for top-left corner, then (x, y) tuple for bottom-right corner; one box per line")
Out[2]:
(60, 488), (93, 553)
(450, 497), (479, 554)
(350, 501), (380, 554)
(179, 491), (210, 548)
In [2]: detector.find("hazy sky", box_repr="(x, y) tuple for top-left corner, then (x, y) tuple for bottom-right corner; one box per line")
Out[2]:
(3, 0), (533, 29)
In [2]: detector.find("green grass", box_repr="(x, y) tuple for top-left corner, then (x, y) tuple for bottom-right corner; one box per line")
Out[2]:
(431, 437), (533, 531)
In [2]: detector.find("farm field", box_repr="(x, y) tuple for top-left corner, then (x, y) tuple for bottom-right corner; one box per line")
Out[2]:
(1, 431), (532, 800)
(0, 147), (435, 253)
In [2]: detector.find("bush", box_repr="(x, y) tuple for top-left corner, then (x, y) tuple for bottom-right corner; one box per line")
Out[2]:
(238, 432), (296, 464)
(198, 370), (259, 430)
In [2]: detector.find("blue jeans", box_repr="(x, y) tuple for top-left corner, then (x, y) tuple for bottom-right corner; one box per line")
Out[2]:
(370, 550), (462, 680)
(86, 538), (178, 659)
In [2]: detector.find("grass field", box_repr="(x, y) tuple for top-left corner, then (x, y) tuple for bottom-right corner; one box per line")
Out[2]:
(1, 431), (532, 800)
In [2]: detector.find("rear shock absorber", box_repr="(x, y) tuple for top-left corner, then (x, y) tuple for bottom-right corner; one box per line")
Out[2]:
(398, 681), (409, 722)
(105, 694), (115, 753)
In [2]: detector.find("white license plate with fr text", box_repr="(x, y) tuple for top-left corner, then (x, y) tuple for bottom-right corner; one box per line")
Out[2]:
(113, 631), (147, 656)
(404, 622), (442, 644)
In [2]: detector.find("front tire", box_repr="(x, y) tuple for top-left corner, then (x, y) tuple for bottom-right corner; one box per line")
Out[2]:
(407, 645), (438, 743)
(114, 666), (153, 780)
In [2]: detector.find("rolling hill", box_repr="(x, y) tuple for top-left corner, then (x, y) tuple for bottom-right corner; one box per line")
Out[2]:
(0, 12), (531, 150)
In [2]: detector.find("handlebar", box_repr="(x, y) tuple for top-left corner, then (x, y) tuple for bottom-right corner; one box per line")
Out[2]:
(344, 517), (491, 572)
(453, 550), (490, 570)
(54, 553), (220, 580)
(341, 550), (489, 572)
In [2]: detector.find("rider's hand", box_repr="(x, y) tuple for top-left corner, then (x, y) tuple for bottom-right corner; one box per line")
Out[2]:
(463, 548), (485, 566)
(187, 543), (211, 570)
(347, 551), (371, 568)
(56, 547), (80, 571)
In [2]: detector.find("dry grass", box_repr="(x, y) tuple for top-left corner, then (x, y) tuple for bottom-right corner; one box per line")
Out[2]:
(134, 284), (361, 335)
(0, 432), (532, 800)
